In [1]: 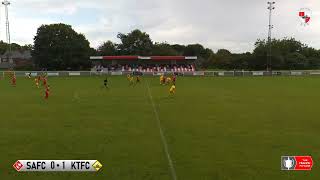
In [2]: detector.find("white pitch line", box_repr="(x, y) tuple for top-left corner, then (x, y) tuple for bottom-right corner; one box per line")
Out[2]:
(146, 81), (177, 180)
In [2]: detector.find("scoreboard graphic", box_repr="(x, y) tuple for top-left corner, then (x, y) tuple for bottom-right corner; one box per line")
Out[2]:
(13, 160), (103, 172)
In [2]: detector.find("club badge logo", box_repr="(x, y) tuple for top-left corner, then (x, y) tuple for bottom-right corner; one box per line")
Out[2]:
(282, 156), (296, 170)
(13, 160), (23, 171)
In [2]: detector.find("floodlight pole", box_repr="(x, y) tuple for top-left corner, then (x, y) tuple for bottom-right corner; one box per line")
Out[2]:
(267, 2), (275, 72)
(2, 0), (11, 59)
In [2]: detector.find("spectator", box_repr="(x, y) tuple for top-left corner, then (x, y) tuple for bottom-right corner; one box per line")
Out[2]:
(92, 64), (195, 72)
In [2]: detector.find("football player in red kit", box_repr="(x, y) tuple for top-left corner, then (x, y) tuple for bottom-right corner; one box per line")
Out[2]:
(45, 85), (50, 100)
(43, 77), (47, 86)
(12, 75), (16, 86)
(172, 74), (177, 84)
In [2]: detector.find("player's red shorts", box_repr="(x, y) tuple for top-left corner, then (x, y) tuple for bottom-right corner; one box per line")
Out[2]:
(45, 92), (49, 99)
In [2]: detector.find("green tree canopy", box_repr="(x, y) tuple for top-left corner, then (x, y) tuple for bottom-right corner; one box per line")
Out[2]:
(252, 38), (318, 70)
(95, 29), (320, 70)
(97, 41), (117, 56)
(117, 29), (153, 55)
(0, 41), (32, 55)
(171, 44), (186, 55)
(212, 49), (233, 69)
(152, 42), (178, 56)
(32, 23), (92, 70)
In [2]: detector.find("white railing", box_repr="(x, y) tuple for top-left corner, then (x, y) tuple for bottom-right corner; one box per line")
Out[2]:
(1, 70), (320, 77)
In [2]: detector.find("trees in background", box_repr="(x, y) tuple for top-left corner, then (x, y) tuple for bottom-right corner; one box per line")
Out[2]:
(0, 41), (32, 55)
(183, 44), (213, 68)
(32, 23), (91, 70)
(25, 23), (320, 70)
(117, 29), (153, 56)
(97, 29), (320, 70)
(251, 38), (320, 70)
(152, 42), (179, 56)
(97, 41), (117, 56)
(212, 49), (233, 69)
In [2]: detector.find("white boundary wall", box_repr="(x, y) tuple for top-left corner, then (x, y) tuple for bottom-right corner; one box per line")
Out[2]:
(2, 70), (320, 77)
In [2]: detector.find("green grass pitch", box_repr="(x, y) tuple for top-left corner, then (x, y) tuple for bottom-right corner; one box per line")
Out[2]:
(1, 76), (320, 180)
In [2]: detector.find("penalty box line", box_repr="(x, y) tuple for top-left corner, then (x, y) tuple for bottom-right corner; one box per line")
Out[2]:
(146, 81), (178, 180)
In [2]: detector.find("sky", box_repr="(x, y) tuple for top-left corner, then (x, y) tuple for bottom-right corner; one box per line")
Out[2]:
(1, 0), (320, 53)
